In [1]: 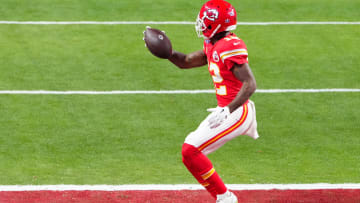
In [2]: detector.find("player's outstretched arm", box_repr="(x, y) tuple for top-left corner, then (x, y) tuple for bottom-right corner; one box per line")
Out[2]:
(228, 63), (257, 113)
(168, 50), (207, 69)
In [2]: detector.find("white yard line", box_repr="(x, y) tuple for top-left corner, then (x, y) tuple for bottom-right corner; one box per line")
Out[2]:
(0, 21), (359, 25)
(0, 184), (360, 191)
(0, 90), (213, 95)
(256, 89), (360, 93)
(0, 89), (359, 95)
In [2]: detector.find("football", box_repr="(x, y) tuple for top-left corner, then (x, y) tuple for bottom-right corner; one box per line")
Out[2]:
(144, 27), (172, 59)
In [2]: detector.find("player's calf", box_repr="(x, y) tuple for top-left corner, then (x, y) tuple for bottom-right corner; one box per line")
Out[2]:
(181, 143), (227, 198)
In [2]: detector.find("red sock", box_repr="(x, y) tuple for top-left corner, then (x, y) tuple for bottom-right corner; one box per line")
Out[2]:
(182, 143), (227, 198)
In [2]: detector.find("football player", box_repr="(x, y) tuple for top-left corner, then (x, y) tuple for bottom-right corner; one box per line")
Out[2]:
(147, 0), (260, 202)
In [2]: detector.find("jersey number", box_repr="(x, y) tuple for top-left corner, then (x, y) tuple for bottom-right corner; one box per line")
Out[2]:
(209, 62), (227, 95)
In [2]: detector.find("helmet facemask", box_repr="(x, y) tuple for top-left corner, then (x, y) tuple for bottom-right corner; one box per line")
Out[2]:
(195, 14), (207, 38)
(195, 13), (222, 39)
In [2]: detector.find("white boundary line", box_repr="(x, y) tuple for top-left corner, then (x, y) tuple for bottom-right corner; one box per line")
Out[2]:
(1, 184), (360, 191)
(0, 89), (359, 95)
(0, 21), (360, 25)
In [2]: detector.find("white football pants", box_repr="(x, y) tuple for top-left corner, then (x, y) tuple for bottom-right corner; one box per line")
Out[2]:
(184, 100), (259, 155)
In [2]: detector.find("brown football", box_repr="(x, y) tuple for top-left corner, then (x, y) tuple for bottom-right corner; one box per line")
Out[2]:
(144, 27), (172, 59)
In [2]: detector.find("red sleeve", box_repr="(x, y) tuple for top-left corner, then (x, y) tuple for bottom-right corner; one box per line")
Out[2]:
(219, 39), (248, 70)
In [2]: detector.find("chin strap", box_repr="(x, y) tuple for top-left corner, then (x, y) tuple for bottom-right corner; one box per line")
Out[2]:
(208, 24), (222, 39)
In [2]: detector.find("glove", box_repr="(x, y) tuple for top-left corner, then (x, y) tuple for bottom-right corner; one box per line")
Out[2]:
(207, 106), (230, 129)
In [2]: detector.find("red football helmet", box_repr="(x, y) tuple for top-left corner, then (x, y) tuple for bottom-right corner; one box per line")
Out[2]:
(195, 0), (237, 39)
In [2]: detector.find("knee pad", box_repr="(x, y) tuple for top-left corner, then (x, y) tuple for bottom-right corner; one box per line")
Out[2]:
(182, 143), (199, 162)
(181, 143), (214, 178)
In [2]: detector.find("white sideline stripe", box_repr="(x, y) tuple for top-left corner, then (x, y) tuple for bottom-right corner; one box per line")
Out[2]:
(0, 21), (360, 25)
(0, 89), (359, 95)
(1, 184), (360, 191)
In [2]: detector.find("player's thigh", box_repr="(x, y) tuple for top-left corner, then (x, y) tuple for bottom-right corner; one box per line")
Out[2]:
(185, 102), (256, 154)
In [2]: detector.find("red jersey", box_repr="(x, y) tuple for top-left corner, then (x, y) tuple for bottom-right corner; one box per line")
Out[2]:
(203, 33), (249, 107)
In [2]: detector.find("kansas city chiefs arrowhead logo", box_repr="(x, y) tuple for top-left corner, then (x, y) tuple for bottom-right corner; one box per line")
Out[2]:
(204, 9), (219, 21)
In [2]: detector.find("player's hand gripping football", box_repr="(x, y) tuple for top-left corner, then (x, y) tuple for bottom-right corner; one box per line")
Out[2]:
(143, 26), (172, 59)
(207, 106), (231, 129)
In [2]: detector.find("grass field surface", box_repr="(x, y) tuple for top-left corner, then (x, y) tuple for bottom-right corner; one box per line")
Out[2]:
(0, 0), (359, 188)
(1, 93), (359, 185)
(0, 25), (359, 90)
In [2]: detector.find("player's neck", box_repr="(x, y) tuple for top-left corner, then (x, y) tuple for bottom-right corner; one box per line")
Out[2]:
(210, 31), (230, 45)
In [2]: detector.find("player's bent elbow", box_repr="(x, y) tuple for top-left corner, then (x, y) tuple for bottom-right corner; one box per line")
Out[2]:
(251, 79), (257, 93)
(247, 79), (257, 95)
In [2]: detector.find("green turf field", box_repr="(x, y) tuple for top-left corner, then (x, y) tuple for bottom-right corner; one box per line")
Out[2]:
(0, 0), (359, 185)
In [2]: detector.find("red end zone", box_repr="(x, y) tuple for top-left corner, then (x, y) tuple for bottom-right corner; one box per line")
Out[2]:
(1, 189), (360, 203)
